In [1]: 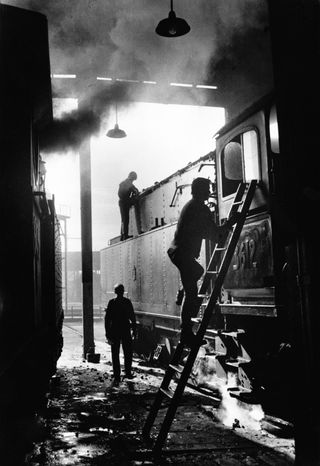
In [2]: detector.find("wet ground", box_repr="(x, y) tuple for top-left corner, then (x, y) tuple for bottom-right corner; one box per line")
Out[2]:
(2, 320), (295, 465)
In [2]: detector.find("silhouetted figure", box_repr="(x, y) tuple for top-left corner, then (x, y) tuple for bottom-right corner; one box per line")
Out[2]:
(105, 283), (137, 383)
(167, 177), (238, 347)
(118, 171), (139, 240)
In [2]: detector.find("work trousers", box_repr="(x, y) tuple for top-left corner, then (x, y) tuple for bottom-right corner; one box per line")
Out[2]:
(119, 199), (141, 240)
(168, 250), (204, 333)
(111, 332), (133, 379)
(119, 200), (130, 240)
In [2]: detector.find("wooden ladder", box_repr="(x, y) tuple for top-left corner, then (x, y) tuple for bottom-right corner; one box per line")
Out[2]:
(142, 180), (257, 456)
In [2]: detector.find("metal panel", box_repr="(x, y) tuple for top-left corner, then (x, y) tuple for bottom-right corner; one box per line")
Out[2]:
(127, 153), (216, 236)
(101, 221), (210, 319)
(219, 303), (277, 317)
(224, 215), (274, 292)
(101, 152), (216, 320)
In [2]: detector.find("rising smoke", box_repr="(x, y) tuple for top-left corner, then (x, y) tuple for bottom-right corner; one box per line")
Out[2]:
(6, 0), (272, 150)
(40, 82), (130, 153)
(193, 352), (264, 430)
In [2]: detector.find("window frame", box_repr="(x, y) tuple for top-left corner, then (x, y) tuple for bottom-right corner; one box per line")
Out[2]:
(220, 126), (261, 200)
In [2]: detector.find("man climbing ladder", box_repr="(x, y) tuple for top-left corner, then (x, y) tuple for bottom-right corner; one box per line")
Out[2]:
(167, 177), (240, 347)
(143, 179), (257, 456)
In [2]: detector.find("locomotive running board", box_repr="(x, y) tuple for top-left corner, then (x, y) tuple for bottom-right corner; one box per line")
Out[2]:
(142, 180), (257, 457)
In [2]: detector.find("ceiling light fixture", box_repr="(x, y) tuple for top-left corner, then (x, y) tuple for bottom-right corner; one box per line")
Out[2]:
(106, 103), (127, 138)
(155, 0), (190, 38)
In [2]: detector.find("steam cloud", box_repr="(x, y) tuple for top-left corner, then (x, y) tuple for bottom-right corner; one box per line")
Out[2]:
(6, 0), (271, 86)
(193, 353), (264, 430)
(6, 0), (273, 148)
(40, 82), (130, 153)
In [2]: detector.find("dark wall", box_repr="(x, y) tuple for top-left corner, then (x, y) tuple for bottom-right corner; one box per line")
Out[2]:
(0, 4), (54, 412)
(267, 1), (320, 464)
(0, 3), (52, 342)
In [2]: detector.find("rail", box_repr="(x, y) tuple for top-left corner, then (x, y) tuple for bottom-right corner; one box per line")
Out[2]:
(64, 304), (104, 319)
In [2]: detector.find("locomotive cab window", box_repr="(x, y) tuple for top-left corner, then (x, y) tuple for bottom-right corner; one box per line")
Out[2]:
(221, 129), (260, 198)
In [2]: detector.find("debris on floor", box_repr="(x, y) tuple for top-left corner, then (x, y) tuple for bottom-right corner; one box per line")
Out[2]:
(1, 325), (295, 465)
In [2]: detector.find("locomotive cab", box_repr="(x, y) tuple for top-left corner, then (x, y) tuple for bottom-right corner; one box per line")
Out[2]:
(212, 97), (294, 419)
(215, 99), (275, 315)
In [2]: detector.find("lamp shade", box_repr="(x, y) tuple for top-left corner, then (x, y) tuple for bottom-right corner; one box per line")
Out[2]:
(156, 10), (190, 37)
(106, 123), (127, 138)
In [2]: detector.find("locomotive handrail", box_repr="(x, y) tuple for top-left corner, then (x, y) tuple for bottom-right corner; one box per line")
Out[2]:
(198, 162), (215, 172)
(169, 181), (191, 207)
(134, 310), (180, 321)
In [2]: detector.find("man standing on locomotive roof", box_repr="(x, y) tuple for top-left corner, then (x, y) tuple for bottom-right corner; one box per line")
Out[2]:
(118, 171), (140, 240)
(105, 283), (137, 383)
(167, 177), (238, 347)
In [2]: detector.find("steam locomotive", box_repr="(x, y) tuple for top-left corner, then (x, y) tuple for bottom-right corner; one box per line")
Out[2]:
(101, 94), (296, 419)
(0, 5), (63, 416)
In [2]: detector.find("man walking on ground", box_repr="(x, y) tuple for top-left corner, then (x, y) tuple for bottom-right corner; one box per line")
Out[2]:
(105, 283), (137, 384)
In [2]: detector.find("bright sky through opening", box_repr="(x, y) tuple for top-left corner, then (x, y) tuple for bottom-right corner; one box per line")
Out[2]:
(44, 99), (225, 251)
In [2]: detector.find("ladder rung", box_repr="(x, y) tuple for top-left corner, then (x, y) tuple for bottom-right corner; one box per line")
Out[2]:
(160, 387), (175, 399)
(198, 294), (208, 298)
(205, 270), (218, 274)
(231, 200), (243, 206)
(169, 364), (184, 374)
(221, 330), (245, 337)
(226, 361), (240, 367)
(208, 329), (245, 338)
(215, 247), (227, 251)
(210, 330), (244, 338)
(191, 317), (202, 324)
(228, 386), (251, 394)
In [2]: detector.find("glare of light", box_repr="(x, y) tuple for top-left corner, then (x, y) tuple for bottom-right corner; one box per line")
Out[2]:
(51, 74), (218, 89)
(170, 82), (193, 87)
(43, 98), (80, 251)
(53, 98), (78, 119)
(51, 74), (77, 79)
(269, 105), (280, 154)
(115, 78), (140, 83)
(196, 84), (218, 90)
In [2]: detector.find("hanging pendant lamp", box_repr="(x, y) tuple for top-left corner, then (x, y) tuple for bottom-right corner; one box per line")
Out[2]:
(156, 0), (190, 38)
(106, 103), (127, 138)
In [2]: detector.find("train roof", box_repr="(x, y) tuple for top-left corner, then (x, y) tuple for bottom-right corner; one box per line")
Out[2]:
(139, 151), (215, 197)
(213, 93), (274, 139)
(138, 94), (275, 198)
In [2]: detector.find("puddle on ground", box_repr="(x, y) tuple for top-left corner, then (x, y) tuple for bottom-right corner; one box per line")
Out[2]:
(73, 392), (106, 402)
(89, 427), (114, 433)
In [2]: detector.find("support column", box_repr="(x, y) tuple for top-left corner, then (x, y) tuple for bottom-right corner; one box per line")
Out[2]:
(79, 137), (95, 358)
